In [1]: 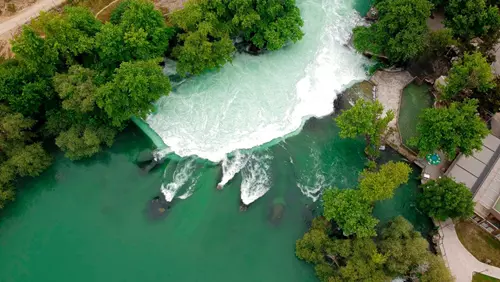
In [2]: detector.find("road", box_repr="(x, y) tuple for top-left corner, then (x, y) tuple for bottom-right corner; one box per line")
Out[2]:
(0, 0), (65, 37)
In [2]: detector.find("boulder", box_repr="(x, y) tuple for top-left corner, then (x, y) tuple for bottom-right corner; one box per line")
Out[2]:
(434, 75), (447, 92)
(366, 6), (378, 21)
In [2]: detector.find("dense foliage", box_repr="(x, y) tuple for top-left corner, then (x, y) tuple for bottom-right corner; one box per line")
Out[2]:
(335, 99), (393, 159)
(0, 0), (174, 207)
(445, 0), (500, 40)
(442, 52), (495, 101)
(170, 0), (304, 76)
(0, 0), (305, 209)
(419, 177), (475, 220)
(411, 99), (489, 158)
(322, 162), (411, 237)
(359, 161), (411, 202)
(296, 216), (453, 282)
(353, 0), (433, 63)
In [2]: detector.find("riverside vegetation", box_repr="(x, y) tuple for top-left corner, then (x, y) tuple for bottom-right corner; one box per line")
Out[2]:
(0, 0), (305, 209)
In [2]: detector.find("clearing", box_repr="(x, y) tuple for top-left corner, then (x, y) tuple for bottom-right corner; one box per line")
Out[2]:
(455, 220), (500, 268)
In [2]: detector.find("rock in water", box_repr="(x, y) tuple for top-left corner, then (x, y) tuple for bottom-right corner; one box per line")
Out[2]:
(136, 150), (154, 163)
(147, 195), (171, 220)
(269, 203), (285, 225)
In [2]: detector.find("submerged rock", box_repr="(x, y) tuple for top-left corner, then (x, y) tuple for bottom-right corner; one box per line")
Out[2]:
(239, 199), (249, 212)
(147, 195), (172, 220)
(269, 198), (286, 225)
(136, 150), (155, 163)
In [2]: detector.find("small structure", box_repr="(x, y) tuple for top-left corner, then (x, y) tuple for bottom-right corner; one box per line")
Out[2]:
(445, 134), (500, 238)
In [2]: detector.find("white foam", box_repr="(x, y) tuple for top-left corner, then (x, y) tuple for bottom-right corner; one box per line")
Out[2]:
(217, 151), (251, 188)
(297, 146), (330, 202)
(146, 0), (368, 163)
(240, 153), (273, 205)
(161, 158), (197, 202)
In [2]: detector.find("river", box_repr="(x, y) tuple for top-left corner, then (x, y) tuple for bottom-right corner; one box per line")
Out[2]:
(0, 0), (433, 281)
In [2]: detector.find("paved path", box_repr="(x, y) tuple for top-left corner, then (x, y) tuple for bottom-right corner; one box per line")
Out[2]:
(0, 0), (65, 37)
(438, 219), (500, 282)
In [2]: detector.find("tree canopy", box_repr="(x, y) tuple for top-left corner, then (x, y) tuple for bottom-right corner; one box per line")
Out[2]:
(96, 59), (171, 126)
(335, 99), (393, 159)
(323, 189), (379, 238)
(411, 99), (489, 158)
(442, 52), (495, 101)
(445, 0), (500, 40)
(296, 216), (453, 282)
(170, 0), (304, 76)
(359, 161), (411, 202)
(353, 0), (433, 63)
(419, 177), (474, 220)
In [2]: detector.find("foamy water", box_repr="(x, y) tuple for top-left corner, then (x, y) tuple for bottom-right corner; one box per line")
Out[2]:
(150, 0), (368, 204)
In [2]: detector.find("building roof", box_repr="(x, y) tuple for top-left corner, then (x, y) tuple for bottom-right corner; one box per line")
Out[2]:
(446, 134), (500, 217)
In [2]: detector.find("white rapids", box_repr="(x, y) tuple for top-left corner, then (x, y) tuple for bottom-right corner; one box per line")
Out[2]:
(149, 0), (368, 204)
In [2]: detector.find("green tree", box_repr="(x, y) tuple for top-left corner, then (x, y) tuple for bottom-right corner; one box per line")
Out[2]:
(53, 65), (98, 113)
(445, 0), (500, 40)
(96, 0), (174, 68)
(227, 0), (304, 50)
(295, 217), (334, 264)
(420, 255), (454, 282)
(442, 52), (495, 101)
(11, 26), (59, 75)
(31, 7), (102, 64)
(323, 189), (378, 238)
(96, 58), (171, 126)
(170, 0), (234, 76)
(379, 216), (429, 276)
(0, 105), (52, 208)
(55, 124), (116, 160)
(359, 161), (411, 202)
(335, 99), (394, 159)
(419, 177), (474, 220)
(426, 28), (457, 57)
(411, 99), (489, 158)
(353, 0), (432, 63)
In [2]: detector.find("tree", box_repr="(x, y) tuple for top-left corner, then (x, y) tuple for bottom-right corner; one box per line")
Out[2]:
(335, 99), (394, 159)
(322, 189), (378, 238)
(295, 217), (334, 264)
(379, 216), (429, 276)
(442, 52), (495, 101)
(420, 255), (454, 282)
(445, 0), (500, 40)
(426, 29), (457, 57)
(359, 161), (411, 202)
(170, 0), (234, 76)
(353, 0), (432, 63)
(11, 26), (59, 75)
(55, 124), (116, 160)
(8, 143), (52, 177)
(96, 58), (171, 126)
(96, 0), (174, 68)
(419, 177), (474, 220)
(53, 65), (98, 113)
(227, 0), (304, 50)
(31, 7), (102, 64)
(411, 99), (489, 158)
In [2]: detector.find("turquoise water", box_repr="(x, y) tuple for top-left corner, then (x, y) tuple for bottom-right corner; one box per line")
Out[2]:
(0, 0), (433, 281)
(399, 83), (433, 150)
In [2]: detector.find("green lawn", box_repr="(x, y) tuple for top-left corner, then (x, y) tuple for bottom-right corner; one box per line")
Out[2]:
(455, 220), (500, 267)
(473, 273), (500, 282)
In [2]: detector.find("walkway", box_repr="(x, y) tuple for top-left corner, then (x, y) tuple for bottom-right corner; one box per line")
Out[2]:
(438, 219), (500, 282)
(371, 70), (416, 160)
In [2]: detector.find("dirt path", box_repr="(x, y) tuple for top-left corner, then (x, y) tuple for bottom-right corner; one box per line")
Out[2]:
(0, 0), (65, 37)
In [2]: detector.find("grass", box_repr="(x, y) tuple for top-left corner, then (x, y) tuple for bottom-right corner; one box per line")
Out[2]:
(455, 220), (500, 267)
(473, 273), (500, 282)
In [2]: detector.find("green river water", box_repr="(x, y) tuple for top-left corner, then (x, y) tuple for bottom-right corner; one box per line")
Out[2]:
(0, 0), (434, 281)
